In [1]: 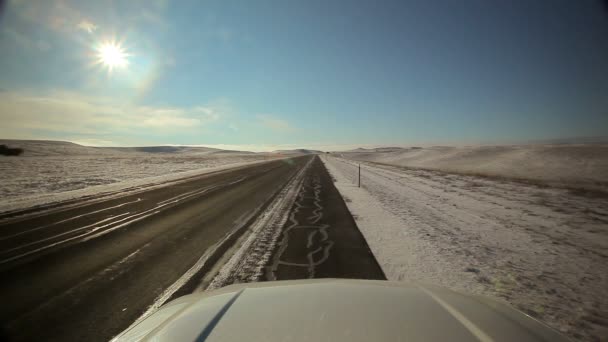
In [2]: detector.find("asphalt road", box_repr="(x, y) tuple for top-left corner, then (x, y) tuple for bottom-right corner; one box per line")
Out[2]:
(0, 156), (310, 341)
(266, 156), (386, 281)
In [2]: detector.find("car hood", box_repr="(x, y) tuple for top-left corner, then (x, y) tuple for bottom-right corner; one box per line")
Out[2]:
(114, 279), (569, 342)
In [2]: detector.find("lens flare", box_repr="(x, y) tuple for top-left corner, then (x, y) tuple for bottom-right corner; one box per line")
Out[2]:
(95, 40), (129, 71)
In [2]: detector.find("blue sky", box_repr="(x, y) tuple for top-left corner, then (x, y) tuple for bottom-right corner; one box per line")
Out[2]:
(1, 0), (607, 151)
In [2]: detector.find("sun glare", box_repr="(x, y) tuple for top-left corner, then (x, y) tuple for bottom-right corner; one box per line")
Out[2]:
(95, 41), (129, 71)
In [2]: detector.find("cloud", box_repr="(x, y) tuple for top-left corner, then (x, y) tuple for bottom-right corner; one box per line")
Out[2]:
(138, 107), (217, 128)
(256, 115), (294, 132)
(77, 20), (98, 33)
(0, 90), (222, 139)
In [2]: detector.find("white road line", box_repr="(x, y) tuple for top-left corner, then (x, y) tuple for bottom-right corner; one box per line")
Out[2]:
(157, 189), (204, 205)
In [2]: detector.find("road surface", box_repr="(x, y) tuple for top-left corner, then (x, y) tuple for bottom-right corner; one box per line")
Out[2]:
(265, 156), (385, 280)
(0, 155), (385, 342)
(0, 156), (310, 341)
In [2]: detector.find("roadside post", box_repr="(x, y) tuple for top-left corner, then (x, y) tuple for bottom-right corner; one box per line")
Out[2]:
(358, 163), (361, 188)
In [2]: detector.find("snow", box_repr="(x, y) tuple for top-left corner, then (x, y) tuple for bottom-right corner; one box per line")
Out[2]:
(206, 157), (313, 290)
(118, 158), (313, 337)
(321, 155), (608, 341)
(336, 144), (608, 191)
(0, 139), (224, 156)
(0, 153), (277, 214)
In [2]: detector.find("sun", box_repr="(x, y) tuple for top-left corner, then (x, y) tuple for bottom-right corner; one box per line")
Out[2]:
(95, 41), (129, 71)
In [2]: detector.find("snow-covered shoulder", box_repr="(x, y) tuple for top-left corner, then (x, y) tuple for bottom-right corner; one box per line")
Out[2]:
(320, 155), (608, 342)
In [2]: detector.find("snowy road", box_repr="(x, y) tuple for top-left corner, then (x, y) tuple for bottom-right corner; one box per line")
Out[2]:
(322, 156), (608, 341)
(0, 156), (311, 342)
(207, 156), (384, 290)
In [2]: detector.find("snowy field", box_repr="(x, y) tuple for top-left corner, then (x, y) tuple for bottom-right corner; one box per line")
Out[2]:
(338, 144), (608, 192)
(322, 155), (608, 341)
(0, 140), (275, 213)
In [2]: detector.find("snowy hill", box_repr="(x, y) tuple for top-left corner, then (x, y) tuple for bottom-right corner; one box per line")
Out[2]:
(339, 144), (608, 191)
(0, 140), (274, 212)
(0, 140), (248, 156)
(273, 149), (323, 154)
(0, 140), (120, 156)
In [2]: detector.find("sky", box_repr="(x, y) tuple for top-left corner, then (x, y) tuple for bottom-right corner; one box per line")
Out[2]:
(0, 0), (607, 151)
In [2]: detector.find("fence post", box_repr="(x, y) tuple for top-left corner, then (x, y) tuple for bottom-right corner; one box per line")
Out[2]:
(358, 163), (361, 188)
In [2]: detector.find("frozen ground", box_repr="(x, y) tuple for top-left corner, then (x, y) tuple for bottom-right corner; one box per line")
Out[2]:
(338, 144), (608, 192)
(322, 155), (608, 341)
(0, 140), (275, 213)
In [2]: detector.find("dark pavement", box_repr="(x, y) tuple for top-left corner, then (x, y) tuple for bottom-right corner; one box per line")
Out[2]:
(266, 156), (386, 281)
(0, 156), (310, 341)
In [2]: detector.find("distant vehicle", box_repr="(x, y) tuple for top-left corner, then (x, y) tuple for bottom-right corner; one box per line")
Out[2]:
(113, 279), (569, 341)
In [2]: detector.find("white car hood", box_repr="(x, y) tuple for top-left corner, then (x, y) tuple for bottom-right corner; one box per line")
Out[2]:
(114, 279), (569, 342)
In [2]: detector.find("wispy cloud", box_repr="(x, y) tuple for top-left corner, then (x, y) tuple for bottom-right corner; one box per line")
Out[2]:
(77, 20), (98, 33)
(138, 107), (217, 128)
(256, 115), (294, 132)
(0, 90), (222, 139)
